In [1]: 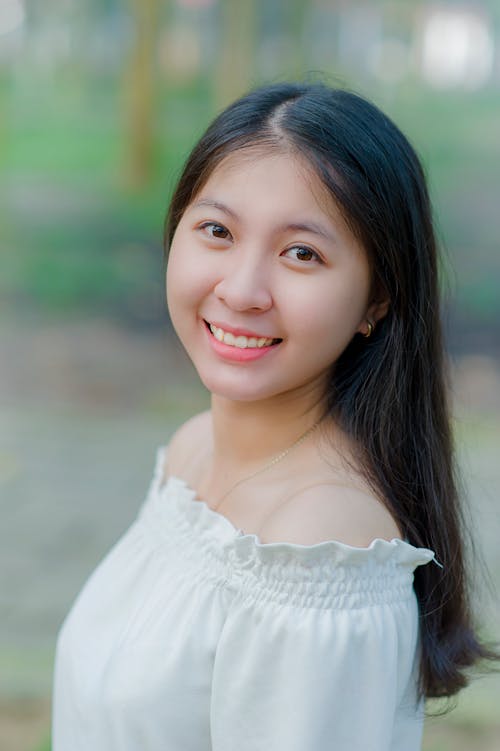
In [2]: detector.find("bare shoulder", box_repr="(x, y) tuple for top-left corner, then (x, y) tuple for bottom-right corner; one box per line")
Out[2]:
(259, 482), (402, 547)
(164, 410), (212, 480)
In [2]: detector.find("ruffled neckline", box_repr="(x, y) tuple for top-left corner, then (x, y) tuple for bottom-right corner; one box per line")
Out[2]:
(150, 446), (438, 571)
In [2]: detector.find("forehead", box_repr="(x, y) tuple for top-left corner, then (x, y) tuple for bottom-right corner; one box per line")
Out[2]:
(194, 147), (342, 223)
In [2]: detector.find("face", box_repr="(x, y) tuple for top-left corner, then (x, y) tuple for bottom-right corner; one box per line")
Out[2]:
(166, 149), (383, 406)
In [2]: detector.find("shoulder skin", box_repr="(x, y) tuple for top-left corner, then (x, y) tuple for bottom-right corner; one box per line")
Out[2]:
(259, 482), (403, 547)
(164, 410), (212, 481)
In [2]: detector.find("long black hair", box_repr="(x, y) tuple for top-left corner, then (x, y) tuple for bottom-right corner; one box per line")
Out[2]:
(164, 81), (497, 700)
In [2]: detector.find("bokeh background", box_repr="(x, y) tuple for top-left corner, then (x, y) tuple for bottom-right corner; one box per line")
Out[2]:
(1, 1), (499, 749)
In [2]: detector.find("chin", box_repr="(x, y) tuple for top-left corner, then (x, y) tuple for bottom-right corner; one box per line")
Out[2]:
(196, 371), (283, 404)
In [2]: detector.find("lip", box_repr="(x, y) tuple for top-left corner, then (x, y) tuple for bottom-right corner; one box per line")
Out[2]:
(202, 320), (281, 362)
(204, 319), (281, 341)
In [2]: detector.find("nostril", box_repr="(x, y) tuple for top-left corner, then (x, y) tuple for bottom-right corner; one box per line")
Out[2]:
(213, 274), (273, 313)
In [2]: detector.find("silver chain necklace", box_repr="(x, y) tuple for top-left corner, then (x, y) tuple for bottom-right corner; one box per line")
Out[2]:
(216, 419), (322, 505)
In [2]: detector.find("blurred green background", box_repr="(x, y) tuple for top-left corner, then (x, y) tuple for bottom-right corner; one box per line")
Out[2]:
(0, 1), (499, 749)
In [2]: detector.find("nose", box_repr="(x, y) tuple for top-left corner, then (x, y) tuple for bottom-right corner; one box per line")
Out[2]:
(213, 249), (273, 312)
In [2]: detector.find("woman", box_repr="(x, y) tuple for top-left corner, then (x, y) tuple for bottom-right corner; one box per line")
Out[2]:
(53, 82), (495, 750)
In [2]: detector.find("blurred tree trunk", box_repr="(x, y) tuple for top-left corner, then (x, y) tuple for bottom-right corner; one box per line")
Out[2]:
(125, 0), (160, 187)
(213, 0), (258, 112)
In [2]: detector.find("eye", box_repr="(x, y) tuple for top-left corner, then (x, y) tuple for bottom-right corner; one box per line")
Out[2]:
(199, 222), (232, 240)
(282, 245), (322, 264)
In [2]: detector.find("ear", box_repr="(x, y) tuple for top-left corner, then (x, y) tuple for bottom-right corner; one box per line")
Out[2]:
(369, 296), (390, 323)
(356, 296), (390, 337)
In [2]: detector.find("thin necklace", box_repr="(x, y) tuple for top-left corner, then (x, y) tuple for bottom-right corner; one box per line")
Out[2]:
(216, 418), (322, 504)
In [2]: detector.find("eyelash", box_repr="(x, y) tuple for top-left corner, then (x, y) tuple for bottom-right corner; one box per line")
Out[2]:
(197, 222), (323, 264)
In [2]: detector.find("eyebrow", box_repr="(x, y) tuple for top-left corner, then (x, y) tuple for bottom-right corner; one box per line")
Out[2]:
(193, 199), (239, 220)
(193, 199), (337, 244)
(279, 221), (336, 244)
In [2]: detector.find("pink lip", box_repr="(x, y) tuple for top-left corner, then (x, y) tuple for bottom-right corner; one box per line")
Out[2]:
(203, 321), (281, 362)
(205, 319), (279, 340)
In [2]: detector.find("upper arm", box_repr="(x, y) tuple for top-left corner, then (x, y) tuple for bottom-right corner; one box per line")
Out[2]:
(259, 483), (402, 547)
(210, 587), (420, 751)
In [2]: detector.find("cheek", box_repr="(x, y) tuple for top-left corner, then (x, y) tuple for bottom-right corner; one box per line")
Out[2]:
(285, 273), (369, 341)
(166, 245), (207, 316)
(166, 248), (194, 334)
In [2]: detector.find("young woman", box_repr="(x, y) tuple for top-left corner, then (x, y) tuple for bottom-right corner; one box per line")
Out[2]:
(53, 82), (495, 750)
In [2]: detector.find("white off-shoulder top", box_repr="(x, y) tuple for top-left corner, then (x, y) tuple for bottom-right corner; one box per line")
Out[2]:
(52, 446), (437, 751)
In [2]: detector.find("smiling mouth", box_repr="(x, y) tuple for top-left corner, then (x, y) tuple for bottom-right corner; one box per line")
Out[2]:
(204, 321), (282, 349)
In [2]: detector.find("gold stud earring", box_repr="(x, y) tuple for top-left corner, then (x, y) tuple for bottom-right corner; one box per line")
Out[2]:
(363, 320), (374, 338)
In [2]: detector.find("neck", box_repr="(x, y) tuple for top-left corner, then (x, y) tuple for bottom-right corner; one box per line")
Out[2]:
(209, 390), (325, 474)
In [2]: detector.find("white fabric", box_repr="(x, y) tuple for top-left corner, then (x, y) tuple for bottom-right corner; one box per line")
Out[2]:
(53, 446), (436, 750)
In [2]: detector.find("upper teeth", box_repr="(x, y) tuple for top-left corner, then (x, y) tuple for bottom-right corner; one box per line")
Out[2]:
(209, 324), (276, 349)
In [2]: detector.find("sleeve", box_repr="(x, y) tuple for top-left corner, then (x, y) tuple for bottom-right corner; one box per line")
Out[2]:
(210, 593), (421, 751)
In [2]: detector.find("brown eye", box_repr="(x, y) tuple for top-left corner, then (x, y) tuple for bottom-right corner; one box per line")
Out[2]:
(201, 222), (231, 240)
(295, 248), (314, 261)
(283, 246), (321, 263)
